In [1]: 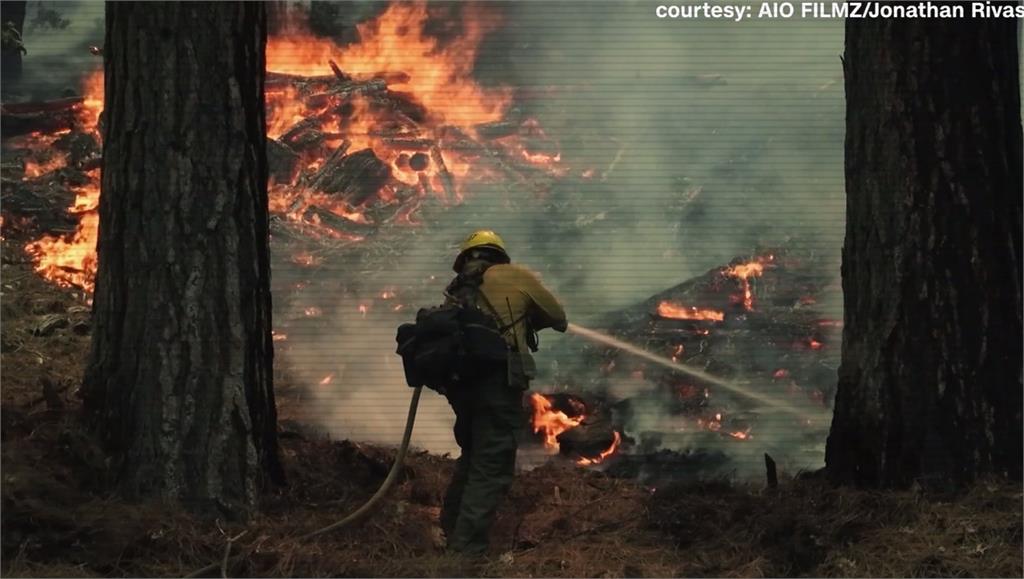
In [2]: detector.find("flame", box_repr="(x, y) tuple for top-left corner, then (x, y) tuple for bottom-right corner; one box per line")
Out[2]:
(23, 2), (568, 294)
(22, 71), (104, 292)
(529, 393), (584, 451)
(272, 331), (288, 342)
(76, 70), (104, 132)
(295, 2), (511, 129)
(576, 431), (622, 466)
(725, 256), (772, 310)
(24, 170), (100, 292)
(656, 302), (725, 322)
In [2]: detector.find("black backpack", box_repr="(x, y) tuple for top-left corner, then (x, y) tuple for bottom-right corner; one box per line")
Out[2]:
(395, 271), (516, 393)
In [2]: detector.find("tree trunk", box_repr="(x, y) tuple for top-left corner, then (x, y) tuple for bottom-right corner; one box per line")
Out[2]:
(826, 13), (1023, 489)
(1, 1), (27, 88)
(83, 2), (284, 517)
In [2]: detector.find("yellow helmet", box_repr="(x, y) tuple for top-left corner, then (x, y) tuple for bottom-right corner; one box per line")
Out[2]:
(454, 229), (510, 271)
(460, 229), (506, 253)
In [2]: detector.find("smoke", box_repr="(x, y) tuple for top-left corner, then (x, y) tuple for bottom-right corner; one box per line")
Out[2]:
(274, 3), (847, 478)
(16, 1), (104, 100)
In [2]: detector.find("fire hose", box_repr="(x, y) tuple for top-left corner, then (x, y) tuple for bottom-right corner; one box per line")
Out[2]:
(185, 385), (423, 578)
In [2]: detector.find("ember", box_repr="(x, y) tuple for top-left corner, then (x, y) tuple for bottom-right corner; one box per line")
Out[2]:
(724, 255), (773, 310)
(656, 302), (725, 321)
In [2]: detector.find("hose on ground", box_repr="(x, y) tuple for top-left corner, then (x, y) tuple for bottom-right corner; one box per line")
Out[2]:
(185, 385), (423, 578)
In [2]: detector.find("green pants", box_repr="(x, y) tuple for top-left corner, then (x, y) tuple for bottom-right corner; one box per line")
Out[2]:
(441, 364), (525, 555)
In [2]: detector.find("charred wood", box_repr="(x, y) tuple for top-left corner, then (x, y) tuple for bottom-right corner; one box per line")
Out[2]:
(1, 96), (84, 115)
(1, 110), (76, 138)
(315, 148), (391, 205)
(474, 120), (519, 140)
(267, 138), (300, 183)
(302, 205), (375, 237)
(429, 146), (455, 199)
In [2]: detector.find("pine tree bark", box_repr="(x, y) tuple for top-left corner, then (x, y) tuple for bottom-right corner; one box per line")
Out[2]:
(826, 14), (1023, 488)
(83, 2), (283, 517)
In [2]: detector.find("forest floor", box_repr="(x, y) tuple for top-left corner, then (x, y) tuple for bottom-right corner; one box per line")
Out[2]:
(1, 237), (1022, 578)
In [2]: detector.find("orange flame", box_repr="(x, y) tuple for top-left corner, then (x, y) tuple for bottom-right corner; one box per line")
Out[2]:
(24, 170), (100, 292)
(23, 71), (104, 292)
(576, 431), (622, 466)
(725, 256), (772, 311)
(76, 70), (104, 132)
(656, 302), (725, 322)
(528, 393), (584, 451)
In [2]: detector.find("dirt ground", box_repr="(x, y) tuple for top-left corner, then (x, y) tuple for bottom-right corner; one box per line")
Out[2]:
(2, 238), (1022, 578)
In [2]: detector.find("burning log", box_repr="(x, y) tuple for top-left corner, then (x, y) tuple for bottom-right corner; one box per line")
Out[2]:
(370, 91), (428, 123)
(328, 59), (350, 82)
(53, 131), (100, 166)
(409, 152), (430, 172)
(474, 119), (519, 140)
(267, 138), (301, 183)
(429, 146), (456, 199)
(1, 96), (85, 115)
(314, 148), (392, 205)
(1, 110), (76, 138)
(556, 412), (618, 459)
(381, 137), (435, 151)
(306, 139), (351, 190)
(302, 205), (375, 237)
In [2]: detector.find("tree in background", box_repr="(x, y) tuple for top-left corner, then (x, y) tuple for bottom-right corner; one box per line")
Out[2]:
(83, 2), (283, 517)
(826, 13), (1022, 488)
(1, 0), (27, 90)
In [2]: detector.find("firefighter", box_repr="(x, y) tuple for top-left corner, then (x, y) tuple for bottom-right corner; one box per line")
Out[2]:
(440, 229), (567, 556)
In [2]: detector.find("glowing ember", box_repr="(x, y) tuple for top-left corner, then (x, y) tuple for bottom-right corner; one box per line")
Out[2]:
(304, 306), (322, 317)
(23, 154), (68, 179)
(728, 430), (751, 440)
(291, 252), (321, 267)
(808, 338), (824, 350)
(319, 373), (334, 385)
(772, 368), (790, 379)
(671, 344), (684, 363)
(358, 303), (369, 318)
(656, 302), (725, 322)
(380, 289), (397, 299)
(529, 393), (584, 451)
(272, 331), (288, 342)
(576, 431), (622, 466)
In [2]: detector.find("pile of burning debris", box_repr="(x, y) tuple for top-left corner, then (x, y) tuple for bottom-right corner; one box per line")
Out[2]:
(526, 250), (840, 479)
(1, 3), (584, 294)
